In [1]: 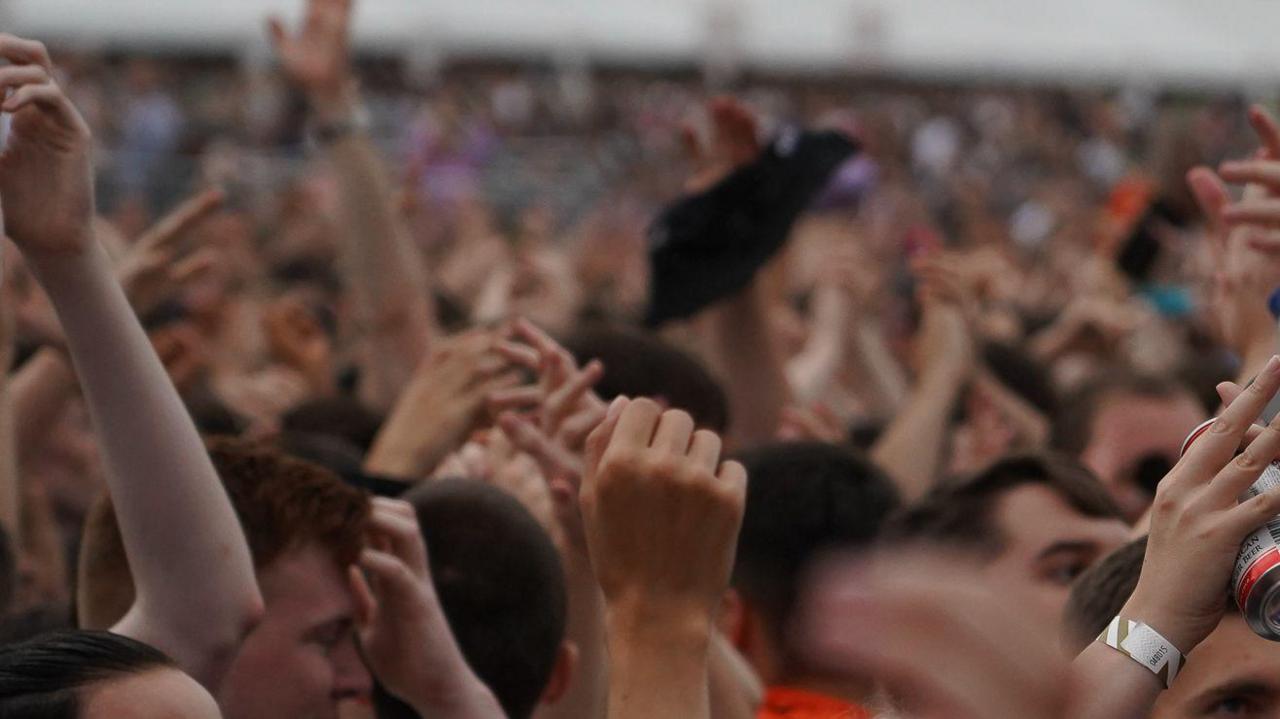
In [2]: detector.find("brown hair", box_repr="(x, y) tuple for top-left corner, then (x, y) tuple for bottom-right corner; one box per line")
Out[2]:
(883, 452), (1123, 560)
(1052, 371), (1196, 455)
(77, 438), (370, 630)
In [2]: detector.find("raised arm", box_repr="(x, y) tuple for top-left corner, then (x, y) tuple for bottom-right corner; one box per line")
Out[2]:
(269, 0), (434, 411)
(582, 398), (747, 719)
(870, 279), (975, 501)
(1070, 357), (1280, 718)
(0, 35), (261, 686)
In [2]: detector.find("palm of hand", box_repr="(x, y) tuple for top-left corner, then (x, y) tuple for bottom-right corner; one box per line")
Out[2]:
(268, 0), (351, 98)
(0, 105), (93, 257)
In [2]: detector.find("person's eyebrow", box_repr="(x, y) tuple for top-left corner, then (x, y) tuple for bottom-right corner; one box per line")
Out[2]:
(1035, 540), (1100, 562)
(1190, 679), (1274, 707)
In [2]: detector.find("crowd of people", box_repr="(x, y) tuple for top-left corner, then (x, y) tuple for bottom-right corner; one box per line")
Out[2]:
(4, 0), (1280, 716)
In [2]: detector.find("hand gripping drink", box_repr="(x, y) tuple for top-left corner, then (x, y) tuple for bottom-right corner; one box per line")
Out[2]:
(1183, 419), (1280, 640)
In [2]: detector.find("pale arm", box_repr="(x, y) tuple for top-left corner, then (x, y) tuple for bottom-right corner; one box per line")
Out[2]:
(269, 0), (435, 411)
(30, 240), (262, 687)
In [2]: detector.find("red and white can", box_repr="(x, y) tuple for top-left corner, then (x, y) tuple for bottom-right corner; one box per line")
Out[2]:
(1183, 419), (1280, 641)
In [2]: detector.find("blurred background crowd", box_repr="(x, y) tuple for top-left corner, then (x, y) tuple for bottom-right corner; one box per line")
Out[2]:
(7, 1), (1280, 717)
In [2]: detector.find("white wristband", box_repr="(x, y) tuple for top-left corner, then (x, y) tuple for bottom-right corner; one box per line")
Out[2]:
(1097, 616), (1184, 689)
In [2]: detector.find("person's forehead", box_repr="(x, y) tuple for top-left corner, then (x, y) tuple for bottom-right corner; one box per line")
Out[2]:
(1159, 616), (1280, 710)
(256, 543), (353, 621)
(991, 484), (1128, 558)
(1089, 392), (1206, 453)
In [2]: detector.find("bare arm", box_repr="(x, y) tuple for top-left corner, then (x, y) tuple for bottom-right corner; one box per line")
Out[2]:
(583, 399), (747, 719)
(848, 318), (909, 417)
(269, 0), (434, 411)
(8, 349), (76, 464)
(786, 282), (852, 405)
(709, 283), (793, 449)
(870, 299), (974, 501)
(1069, 359), (1280, 718)
(0, 35), (261, 687)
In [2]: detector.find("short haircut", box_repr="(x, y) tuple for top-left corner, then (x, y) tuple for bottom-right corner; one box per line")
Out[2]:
(884, 453), (1123, 560)
(76, 438), (370, 630)
(275, 431), (408, 498)
(564, 324), (729, 433)
(1053, 372), (1196, 455)
(382, 480), (567, 719)
(182, 387), (247, 437)
(982, 341), (1058, 417)
(0, 630), (173, 718)
(1062, 537), (1147, 655)
(280, 397), (385, 454)
(733, 442), (900, 654)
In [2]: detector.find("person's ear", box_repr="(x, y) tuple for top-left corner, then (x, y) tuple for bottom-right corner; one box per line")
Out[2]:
(539, 639), (578, 705)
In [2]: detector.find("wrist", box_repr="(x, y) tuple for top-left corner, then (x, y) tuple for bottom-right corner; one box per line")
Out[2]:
(1118, 593), (1201, 656)
(406, 673), (503, 719)
(363, 441), (426, 480)
(24, 231), (109, 296)
(605, 595), (714, 655)
(307, 81), (359, 124)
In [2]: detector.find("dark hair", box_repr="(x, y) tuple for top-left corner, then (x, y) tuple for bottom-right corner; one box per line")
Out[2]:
(982, 342), (1058, 416)
(275, 431), (408, 498)
(269, 258), (344, 298)
(382, 480), (566, 719)
(1052, 372), (1196, 455)
(280, 398), (385, 454)
(183, 387), (247, 437)
(564, 324), (730, 433)
(885, 453), (1123, 560)
(1062, 537), (1147, 655)
(0, 630), (174, 718)
(733, 442), (900, 659)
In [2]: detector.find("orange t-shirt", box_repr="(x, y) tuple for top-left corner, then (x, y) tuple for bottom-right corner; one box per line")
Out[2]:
(758, 686), (873, 719)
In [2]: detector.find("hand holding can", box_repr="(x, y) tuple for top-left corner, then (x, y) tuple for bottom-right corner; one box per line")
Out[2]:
(1124, 356), (1280, 653)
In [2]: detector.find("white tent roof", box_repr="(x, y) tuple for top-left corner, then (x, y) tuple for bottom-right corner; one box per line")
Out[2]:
(7, 0), (1280, 87)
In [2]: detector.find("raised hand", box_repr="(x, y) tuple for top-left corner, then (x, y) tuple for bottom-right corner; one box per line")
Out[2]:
(912, 257), (978, 386)
(583, 397), (745, 633)
(796, 552), (1069, 719)
(1216, 106), (1280, 242)
(582, 398), (746, 719)
(364, 331), (519, 480)
(267, 0), (353, 108)
(488, 320), (606, 552)
(1121, 355), (1280, 653)
(0, 34), (94, 260)
(116, 188), (224, 314)
(1188, 106), (1280, 375)
(682, 97), (760, 194)
(350, 498), (503, 718)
